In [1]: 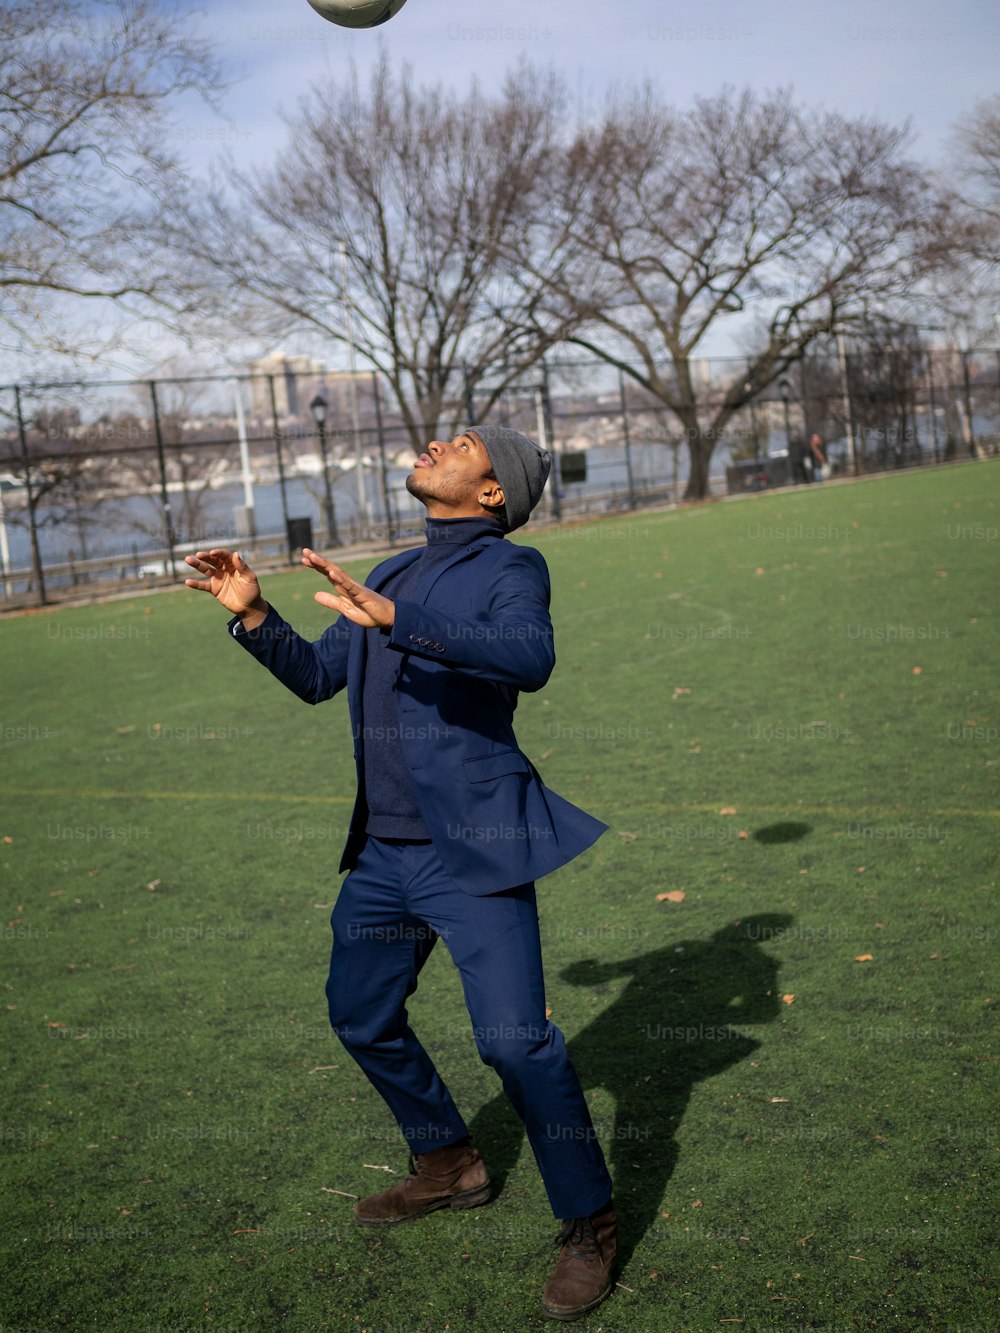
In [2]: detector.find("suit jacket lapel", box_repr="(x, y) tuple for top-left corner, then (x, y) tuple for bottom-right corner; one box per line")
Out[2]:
(346, 547), (421, 706)
(410, 534), (504, 604)
(346, 535), (503, 703)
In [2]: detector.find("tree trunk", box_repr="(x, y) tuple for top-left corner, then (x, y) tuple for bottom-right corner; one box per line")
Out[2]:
(684, 435), (714, 500)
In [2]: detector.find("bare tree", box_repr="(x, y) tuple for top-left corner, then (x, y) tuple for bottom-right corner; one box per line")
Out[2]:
(0, 0), (223, 360)
(951, 94), (1000, 260)
(842, 320), (925, 467)
(527, 87), (939, 498)
(164, 59), (575, 450)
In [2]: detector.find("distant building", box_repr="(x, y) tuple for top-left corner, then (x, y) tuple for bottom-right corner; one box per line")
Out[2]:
(248, 352), (327, 419)
(247, 352), (371, 432)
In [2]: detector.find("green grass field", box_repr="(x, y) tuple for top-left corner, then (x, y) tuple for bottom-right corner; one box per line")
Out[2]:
(2, 461), (997, 1333)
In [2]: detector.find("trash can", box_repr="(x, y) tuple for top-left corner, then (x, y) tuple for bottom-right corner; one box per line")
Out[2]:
(560, 451), (587, 484)
(286, 516), (313, 557)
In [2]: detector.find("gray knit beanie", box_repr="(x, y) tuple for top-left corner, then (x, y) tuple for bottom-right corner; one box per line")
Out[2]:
(463, 424), (551, 532)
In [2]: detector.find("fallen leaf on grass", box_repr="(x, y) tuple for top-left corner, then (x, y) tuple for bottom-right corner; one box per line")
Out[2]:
(854, 954), (874, 962)
(362, 1164), (395, 1173)
(912, 666), (923, 675)
(782, 994), (795, 1005)
(320, 1188), (358, 1198)
(768, 1097), (789, 1103)
(656, 891), (685, 903)
(738, 831), (749, 839)
(719, 807), (737, 816)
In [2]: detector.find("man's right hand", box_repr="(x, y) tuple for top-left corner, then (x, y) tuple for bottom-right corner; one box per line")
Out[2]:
(184, 549), (269, 629)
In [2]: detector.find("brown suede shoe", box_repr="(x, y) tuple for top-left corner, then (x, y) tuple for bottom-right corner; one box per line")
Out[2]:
(541, 1202), (617, 1321)
(353, 1138), (492, 1226)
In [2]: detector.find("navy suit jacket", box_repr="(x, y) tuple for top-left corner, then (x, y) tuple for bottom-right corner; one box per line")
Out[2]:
(229, 531), (607, 894)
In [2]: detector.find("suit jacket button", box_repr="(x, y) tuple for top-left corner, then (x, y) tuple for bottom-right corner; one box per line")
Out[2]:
(409, 634), (418, 643)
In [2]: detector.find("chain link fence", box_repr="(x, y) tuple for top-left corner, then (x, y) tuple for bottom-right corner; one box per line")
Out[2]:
(1, 345), (998, 608)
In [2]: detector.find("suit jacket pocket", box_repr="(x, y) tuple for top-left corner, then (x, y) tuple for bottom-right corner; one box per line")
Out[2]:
(463, 750), (531, 782)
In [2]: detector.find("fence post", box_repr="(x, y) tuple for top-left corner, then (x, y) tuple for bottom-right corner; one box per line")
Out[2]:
(960, 350), (979, 458)
(836, 331), (859, 476)
(618, 367), (637, 510)
(371, 372), (395, 545)
(14, 385), (46, 606)
(798, 357), (811, 442)
(539, 360), (561, 524)
(267, 374), (294, 562)
(148, 380), (177, 577)
(927, 351), (941, 462)
(0, 479), (11, 599)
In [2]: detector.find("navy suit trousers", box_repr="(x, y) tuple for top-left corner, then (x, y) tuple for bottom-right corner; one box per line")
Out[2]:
(326, 835), (613, 1219)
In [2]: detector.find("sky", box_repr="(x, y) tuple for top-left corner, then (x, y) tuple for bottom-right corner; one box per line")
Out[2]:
(174, 0), (999, 171)
(26, 0), (1000, 378)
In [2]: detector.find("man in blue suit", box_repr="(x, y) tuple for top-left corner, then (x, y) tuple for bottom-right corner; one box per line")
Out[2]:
(184, 425), (616, 1320)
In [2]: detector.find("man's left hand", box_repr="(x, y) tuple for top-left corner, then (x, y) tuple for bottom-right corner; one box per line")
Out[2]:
(302, 548), (395, 629)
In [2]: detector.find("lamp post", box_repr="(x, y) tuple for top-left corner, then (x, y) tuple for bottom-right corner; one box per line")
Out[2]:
(310, 394), (339, 546)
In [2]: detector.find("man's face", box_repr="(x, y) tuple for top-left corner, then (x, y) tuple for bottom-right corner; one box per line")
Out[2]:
(405, 432), (504, 518)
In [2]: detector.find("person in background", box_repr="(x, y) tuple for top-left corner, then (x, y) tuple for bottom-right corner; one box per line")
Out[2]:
(809, 432), (827, 482)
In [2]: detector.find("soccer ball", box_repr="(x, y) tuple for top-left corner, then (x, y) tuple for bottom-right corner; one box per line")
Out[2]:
(306, 0), (407, 27)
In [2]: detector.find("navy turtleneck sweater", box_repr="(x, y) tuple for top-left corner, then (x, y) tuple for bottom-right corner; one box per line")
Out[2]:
(363, 514), (505, 840)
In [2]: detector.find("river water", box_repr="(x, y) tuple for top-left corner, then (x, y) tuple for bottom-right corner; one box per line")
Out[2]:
(2, 441), (718, 572)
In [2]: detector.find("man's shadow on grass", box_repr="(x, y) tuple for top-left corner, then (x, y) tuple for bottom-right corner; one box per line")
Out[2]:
(468, 912), (793, 1268)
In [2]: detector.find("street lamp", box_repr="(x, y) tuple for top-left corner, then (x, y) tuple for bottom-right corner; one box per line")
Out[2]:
(309, 394), (340, 546)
